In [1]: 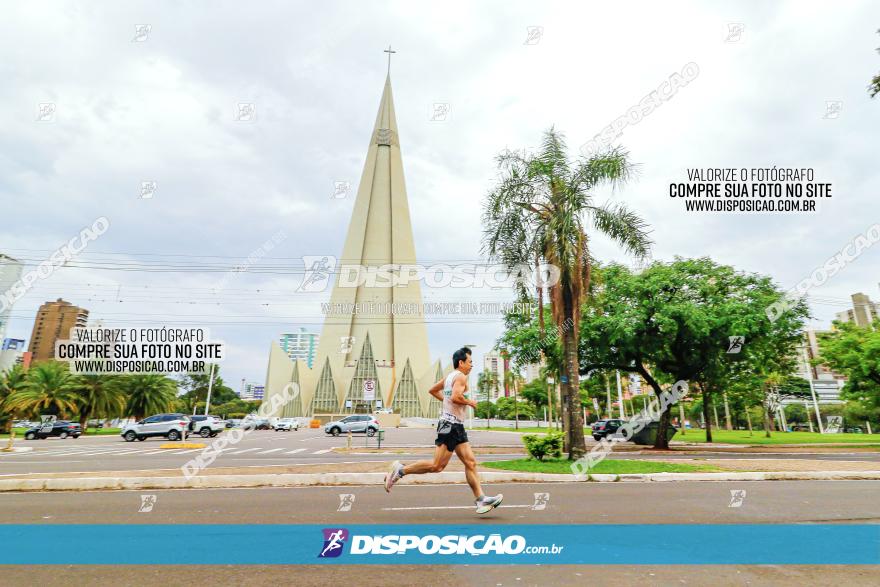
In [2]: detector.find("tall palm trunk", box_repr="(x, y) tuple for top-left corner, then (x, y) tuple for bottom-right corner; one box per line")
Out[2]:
(560, 287), (585, 459)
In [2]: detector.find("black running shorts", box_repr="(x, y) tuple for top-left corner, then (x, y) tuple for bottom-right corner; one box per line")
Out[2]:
(435, 419), (469, 451)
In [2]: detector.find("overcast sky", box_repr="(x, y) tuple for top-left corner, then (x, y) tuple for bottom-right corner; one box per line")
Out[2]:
(2, 0), (879, 390)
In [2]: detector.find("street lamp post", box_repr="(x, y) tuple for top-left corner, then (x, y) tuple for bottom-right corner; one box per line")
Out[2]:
(463, 344), (477, 429)
(808, 378), (824, 434)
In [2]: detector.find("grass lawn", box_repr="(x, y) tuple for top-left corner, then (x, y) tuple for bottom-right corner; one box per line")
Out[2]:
(480, 426), (586, 434)
(674, 429), (880, 444)
(484, 458), (722, 475)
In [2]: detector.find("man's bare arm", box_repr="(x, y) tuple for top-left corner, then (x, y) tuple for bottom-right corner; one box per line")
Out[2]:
(451, 374), (477, 408)
(427, 378), (444, 402)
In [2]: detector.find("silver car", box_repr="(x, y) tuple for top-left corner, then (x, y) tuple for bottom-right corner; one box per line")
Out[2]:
(324, 414), (379, 437)
(120, 413), (190, 442)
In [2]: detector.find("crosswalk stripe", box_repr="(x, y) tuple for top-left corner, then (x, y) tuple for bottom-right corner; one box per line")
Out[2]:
(284, 448), (307, 454)
(257, 448), (285, 454)
(227, 448), (262, 455)
(313, 449), (333, 454)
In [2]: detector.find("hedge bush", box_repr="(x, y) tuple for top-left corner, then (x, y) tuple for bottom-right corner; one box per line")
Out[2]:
(522, 431), (564, 461)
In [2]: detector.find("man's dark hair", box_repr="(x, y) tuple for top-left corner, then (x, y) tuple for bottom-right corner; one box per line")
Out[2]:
(452, 347), (472, 369)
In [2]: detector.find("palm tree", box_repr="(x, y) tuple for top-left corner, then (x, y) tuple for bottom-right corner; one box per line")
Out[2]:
(75, 375), (126, 432)
(483, 128), (652, 459)
(117, 374), (178, 420)
(5, 361), (81, 419)
(0, 364), (28, 432)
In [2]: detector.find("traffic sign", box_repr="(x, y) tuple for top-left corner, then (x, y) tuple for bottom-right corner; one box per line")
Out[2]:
(363, 379), (376, 401)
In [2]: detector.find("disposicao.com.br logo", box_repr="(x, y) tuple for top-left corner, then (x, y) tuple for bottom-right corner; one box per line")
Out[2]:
(318, 528), (563, 558)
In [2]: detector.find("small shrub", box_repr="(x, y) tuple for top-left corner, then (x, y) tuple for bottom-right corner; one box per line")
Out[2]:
(522, 431), (564, 461)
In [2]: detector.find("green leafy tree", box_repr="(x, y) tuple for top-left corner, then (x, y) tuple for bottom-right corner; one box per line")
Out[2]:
(484, 128), (652, 459)
(117, 374), (178, 419)
(816, 320), (880, 410)
(475, 400), (498, 424)
(0, 364), (28, 431)
(4, 361), (81, 419)
(177, 364), (237, 412)
(579, 259), (808, 446)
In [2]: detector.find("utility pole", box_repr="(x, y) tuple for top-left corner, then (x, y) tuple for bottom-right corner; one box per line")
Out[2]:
(615, 371), (626, 419)
(808, 377), (824, 433)
(204, 363), (216, 416)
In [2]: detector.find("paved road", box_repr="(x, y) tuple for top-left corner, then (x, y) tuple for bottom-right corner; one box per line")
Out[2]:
(3, 428), (880, 476)
(2, 481), (878, 585)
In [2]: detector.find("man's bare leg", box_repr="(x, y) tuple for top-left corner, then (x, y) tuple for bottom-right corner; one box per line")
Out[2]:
(402, 444), (453, 474)
(454, 442), (483, 499)
(385, 444), (453, 491)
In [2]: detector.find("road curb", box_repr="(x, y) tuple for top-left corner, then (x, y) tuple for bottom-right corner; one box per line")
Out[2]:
(1, 470), (879, 492)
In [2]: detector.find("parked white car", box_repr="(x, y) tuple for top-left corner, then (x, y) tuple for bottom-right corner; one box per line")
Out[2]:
(188, 415), (226, 437)
(274, 418), (300, 431)
(120, 413), (190, 442)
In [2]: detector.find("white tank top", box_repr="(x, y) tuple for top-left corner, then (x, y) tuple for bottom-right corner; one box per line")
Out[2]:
(441, 370), (468, 423)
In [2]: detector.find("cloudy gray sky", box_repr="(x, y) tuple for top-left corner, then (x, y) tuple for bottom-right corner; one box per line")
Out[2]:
(2, 0), (879, 390)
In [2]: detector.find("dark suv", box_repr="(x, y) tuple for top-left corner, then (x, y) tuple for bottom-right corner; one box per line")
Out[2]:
(591, 419), (624, 441)
(24, 421), (82, 440)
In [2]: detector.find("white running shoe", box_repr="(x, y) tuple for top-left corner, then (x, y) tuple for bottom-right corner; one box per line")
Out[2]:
(384, 460), (404, 493)
(475, 494), (503, 514)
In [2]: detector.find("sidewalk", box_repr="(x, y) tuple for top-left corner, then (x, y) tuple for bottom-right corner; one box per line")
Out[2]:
(2, 458), (879, 492)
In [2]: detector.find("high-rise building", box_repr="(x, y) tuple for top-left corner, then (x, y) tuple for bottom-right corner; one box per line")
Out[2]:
(0, 337), (28, 373)
(264, 67), (444, 418)
(835, 292), (879, 328)
(792, 329), (846, 404)
(524, 363), (542, 384)
(28, 299), (89, 362)
(279, 328), (319, 368)
(0, 254), (24, 343)
(482, 350), (506, 402)
(240, 382), (265, 401)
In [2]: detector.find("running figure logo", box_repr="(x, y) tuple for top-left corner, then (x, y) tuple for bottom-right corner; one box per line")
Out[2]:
(728, 489), (747, 508)
(297, 256), (336, 293)
(138, 494), (157, 513)
(337, 494), (355, 512)
(531, 493), (550, 510)
(727, 336), (745, 354)
(318, 528), (349, 558)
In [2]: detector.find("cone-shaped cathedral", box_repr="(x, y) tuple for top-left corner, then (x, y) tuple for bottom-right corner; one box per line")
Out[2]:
(263, 69), (446, 418)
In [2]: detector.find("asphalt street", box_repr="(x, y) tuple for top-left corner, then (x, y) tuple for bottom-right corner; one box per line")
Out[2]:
(2, 481), (878, 585)
(3, 428), (879, 476)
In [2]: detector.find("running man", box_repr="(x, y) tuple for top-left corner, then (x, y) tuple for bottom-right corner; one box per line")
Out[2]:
(384, 347), (503, 514)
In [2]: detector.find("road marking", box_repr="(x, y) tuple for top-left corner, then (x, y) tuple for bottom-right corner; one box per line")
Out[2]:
(174, 449), (205, 454)
(227, 448), (263, 455)
(284, 448), (307, 454)
(313, 449), (333, 454)
(381, 505), (533, 511)
(257, 448), (286, 454)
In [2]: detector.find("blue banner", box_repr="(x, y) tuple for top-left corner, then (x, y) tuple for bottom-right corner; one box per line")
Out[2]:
(0, 524), (877, 565)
